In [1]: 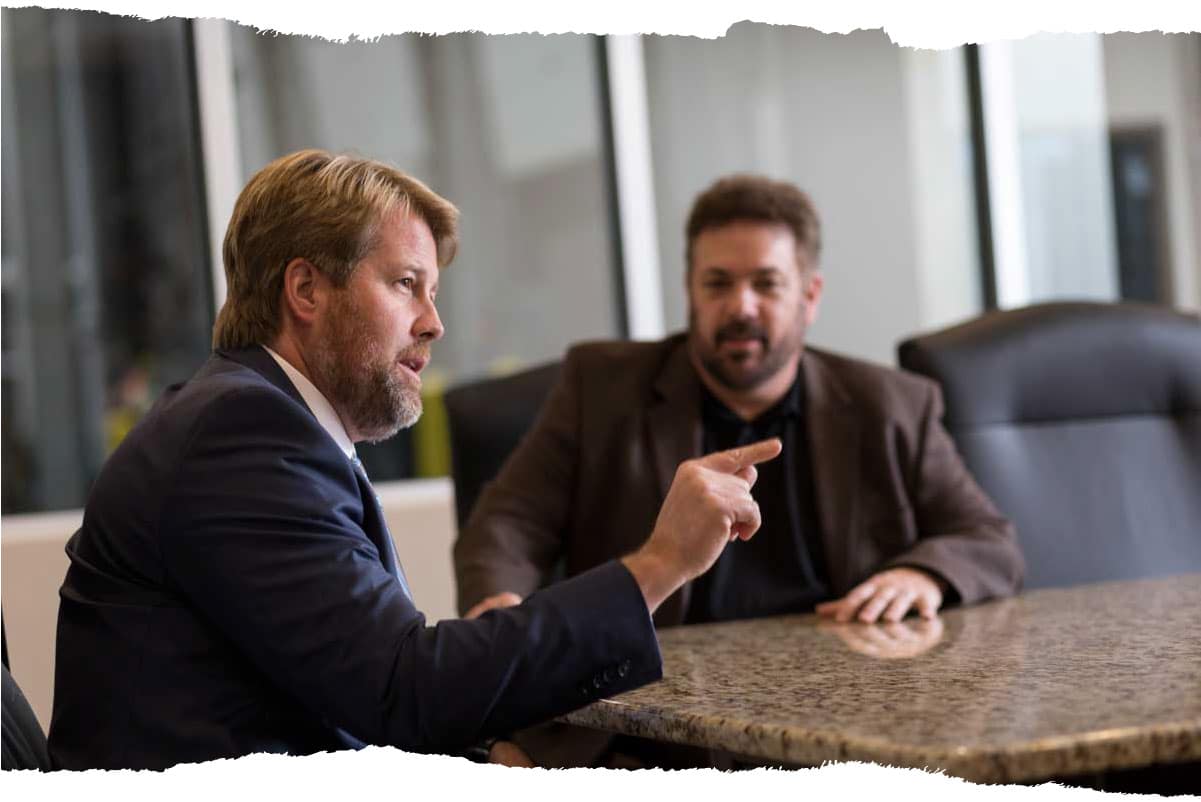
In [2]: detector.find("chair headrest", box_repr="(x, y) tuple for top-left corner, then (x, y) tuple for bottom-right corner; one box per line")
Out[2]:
(898, 302), (1201, 427)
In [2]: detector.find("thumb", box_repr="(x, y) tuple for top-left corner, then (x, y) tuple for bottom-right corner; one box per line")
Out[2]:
(698, 437), (782, 474)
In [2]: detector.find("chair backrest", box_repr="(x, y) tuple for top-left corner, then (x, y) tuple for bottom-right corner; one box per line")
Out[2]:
(443, 361), (562, 528)
(898, 301), (1201, 589)
(2, 664), (51, 770)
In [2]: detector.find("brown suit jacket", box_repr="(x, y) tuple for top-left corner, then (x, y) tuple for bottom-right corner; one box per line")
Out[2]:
(455, 333), (1024, 626)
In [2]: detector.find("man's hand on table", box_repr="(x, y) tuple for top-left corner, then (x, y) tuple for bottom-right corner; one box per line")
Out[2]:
(463, 591), (523, 620)
(623, 438), (783, 614)
(815, 567), (947, 623)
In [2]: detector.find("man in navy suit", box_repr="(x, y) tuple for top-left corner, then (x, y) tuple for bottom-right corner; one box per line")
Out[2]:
(47, 149), (781, 770)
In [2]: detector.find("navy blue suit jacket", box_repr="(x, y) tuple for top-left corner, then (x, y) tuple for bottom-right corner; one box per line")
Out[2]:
(48, 347), (661, 770)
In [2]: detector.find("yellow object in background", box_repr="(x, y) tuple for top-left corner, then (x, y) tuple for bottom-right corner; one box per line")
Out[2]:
(413, 358), (531, 478)
(104, 407), (142, 455)
(413, 368), (451, 478)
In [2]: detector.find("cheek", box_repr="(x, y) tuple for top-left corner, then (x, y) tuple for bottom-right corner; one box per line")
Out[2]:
(764, 300), (802, 339)
(691, 305), (722, 336)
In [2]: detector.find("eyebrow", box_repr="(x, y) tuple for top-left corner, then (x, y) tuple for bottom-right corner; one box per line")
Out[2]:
(390, 263), (429, 275)
(700, 266), (785, 276)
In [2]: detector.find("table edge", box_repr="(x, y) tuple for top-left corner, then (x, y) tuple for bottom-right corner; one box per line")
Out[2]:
(560, 702), (1201, 783)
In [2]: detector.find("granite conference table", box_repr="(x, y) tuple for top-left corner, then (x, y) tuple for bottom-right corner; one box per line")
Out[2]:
(560, 574), (1201, 783)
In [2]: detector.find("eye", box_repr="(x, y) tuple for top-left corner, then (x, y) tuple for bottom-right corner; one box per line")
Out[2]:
(395, 277), (416, 291)
(754, 278), (781, 292)
(703, 278), (731, 291)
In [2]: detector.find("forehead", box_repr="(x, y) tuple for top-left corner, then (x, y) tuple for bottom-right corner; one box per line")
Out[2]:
(691, 221), (800, 271)
(370, 208), (438, 268)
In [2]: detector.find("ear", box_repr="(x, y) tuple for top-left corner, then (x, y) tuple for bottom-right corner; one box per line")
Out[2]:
(279, 258), (328, 329)
(802, 269), (824, 327)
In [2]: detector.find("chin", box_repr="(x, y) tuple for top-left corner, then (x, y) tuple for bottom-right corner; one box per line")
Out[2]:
(355, 391), (423, 445)
(722, 361), (765, 383)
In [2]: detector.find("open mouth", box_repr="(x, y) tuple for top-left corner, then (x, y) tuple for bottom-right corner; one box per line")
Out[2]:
(397, 355), (427, 379)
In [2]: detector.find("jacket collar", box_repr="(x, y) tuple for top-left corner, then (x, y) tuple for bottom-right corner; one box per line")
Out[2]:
(648, 334), (705, 500)
(801, 347), (861, 594)
(216, 345), (310, 413)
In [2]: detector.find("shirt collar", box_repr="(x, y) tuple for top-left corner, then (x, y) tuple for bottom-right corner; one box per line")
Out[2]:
(262, 345), (357, 461)
(701, 370), (804, 427)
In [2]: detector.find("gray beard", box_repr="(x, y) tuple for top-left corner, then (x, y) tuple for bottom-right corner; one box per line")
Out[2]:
(312, 323), (422, 445)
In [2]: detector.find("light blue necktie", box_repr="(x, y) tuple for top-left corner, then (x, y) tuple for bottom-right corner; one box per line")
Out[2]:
(350, 454), (413, 601)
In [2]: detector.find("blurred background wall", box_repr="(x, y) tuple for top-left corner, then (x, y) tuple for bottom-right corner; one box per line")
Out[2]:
(3, 11), (1199, 728)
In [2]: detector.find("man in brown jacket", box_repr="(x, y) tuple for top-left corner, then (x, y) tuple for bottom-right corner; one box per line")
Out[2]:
(454, 174), (1024, 767)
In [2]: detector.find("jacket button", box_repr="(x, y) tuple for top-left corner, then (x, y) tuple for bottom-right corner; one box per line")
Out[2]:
(602, 668), (615, 683)
(617, 660), (630, 678)
(592, 675), (603, 689)
(579, 683), (591, 698)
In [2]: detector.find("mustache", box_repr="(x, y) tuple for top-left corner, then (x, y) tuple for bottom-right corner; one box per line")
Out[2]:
(715, 320), (767, 345)
(396, 345), (431, 363)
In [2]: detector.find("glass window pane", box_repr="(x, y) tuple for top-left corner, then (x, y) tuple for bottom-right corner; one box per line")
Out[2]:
(1, 9), (213, 514)
(1103, 33), (1201, 307)
(644, 24), (982, 366)
(228, 30), (623, 481)
(978, 33), (1201, 308)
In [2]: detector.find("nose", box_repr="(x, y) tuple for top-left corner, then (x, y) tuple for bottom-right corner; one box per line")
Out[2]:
(414, 295), (444, 342)
(727, 283), (759, 319)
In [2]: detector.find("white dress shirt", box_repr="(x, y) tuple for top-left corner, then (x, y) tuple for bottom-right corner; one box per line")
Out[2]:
(262, 345), (356, 462)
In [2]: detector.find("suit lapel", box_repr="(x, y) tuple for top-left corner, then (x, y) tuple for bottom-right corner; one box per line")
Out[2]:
(648, 340), (701, 624)
(648, 341), (705, 500)
(646, 339), (704, 625)
(220, 346), (413, 598)
(351, 463), (412, 599)
(803, 349), (862, 595)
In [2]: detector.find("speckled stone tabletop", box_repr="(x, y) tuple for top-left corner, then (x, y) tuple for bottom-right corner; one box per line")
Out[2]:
(560, 574), (1201, 783)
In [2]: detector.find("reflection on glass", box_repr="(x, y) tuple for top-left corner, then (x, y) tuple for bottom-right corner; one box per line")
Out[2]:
(1, 9), (212, 514)
(981, 33), (1201, 309)
(229, 30), (623, 480)
(1102, 33), (1201, 307)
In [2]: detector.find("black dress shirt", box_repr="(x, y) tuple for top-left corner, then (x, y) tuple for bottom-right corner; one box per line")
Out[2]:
(685, 375), (830, 623)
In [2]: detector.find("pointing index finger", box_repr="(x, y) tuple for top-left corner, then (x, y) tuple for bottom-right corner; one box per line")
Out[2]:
(699, 437), (783, 473)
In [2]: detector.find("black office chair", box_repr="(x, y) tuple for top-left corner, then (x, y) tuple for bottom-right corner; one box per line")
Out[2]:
(898, 301), (1201, 590)
(1, 616), (52, 771)
(444, 361), (562, 528)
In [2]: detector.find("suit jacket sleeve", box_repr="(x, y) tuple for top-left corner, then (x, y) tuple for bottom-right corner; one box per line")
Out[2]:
(158, 385), (660, 753)
(881, 382), (1025, 604)
(454, 353), (584, 614)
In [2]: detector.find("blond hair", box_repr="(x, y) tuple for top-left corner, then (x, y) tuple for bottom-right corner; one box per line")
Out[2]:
(213, 149), (459, 349)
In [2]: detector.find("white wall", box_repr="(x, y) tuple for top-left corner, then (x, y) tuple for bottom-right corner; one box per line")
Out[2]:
(0, 481), (459, 732)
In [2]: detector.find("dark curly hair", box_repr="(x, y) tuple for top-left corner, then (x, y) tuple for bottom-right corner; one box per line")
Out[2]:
(685, 174), (821, 271)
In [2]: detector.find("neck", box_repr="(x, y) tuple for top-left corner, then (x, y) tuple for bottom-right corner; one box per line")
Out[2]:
(690, 347), (801, 421)
(265, 331), (359, 441)
(266, 332), (317, 387)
